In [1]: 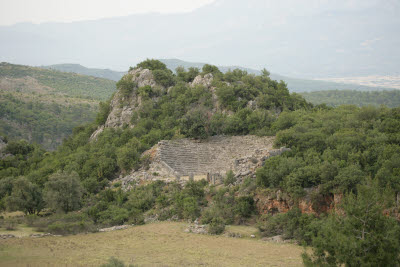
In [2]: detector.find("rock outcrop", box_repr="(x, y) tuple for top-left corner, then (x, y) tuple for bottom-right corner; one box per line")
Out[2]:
(255, 188), (343, 215)
(190, 73), (214, 88)
(90, 67), (161, 140)
(116, 135), (292, 189)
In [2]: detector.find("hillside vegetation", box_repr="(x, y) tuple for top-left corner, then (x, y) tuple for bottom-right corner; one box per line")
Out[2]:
(301, 89), (400, 107)
(1, 60), (400, 266)
(0, 63), (116, 149)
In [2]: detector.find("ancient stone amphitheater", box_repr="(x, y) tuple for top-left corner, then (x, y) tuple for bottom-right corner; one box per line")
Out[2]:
(119, 135), (290, 188)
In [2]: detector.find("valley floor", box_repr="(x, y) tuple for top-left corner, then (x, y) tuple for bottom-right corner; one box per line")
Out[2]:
(0, 222), (303, 266)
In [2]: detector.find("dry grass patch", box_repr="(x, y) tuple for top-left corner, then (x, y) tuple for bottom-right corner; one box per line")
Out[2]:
(0, 222), (303, 267)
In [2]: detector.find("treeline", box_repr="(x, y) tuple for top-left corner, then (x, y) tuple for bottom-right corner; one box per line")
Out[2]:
(1, 60), (400, 265)
(301, 89), (400, 107)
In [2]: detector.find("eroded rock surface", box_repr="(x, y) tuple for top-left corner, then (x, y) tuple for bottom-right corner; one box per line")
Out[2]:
(116, 135), (292, 189)
(90, 68), (160, 140)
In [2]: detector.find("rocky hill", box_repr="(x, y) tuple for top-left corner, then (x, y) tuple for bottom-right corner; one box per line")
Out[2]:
(91, 61), (309, 140)
(87, 60), (308, 189)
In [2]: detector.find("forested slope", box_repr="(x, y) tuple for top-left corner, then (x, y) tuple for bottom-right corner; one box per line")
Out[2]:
(0, 62), (116, 149)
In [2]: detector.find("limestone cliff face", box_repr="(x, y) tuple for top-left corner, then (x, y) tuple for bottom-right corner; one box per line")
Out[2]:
(190, 73), (214, 88)
(90, 68), (162, 140)
(90, 69), (217, 140)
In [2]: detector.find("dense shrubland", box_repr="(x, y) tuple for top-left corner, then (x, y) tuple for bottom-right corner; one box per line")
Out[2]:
(1, 60), (400, 265)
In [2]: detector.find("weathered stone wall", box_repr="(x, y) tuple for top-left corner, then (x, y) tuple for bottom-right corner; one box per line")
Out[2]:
(117, 135), (293, 189)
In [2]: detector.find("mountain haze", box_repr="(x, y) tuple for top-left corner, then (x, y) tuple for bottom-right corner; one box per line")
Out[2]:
(43, 59), (395, 92)
(1, 0), (399, 78)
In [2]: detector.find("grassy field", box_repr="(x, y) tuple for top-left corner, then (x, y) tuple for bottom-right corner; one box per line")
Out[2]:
(0, 222), (303, 266)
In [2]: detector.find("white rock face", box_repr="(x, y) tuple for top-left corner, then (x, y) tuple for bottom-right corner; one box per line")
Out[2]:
(129, 68), (157, 88)
(190, 73), (213, 88)
(90, 68), (159, 140)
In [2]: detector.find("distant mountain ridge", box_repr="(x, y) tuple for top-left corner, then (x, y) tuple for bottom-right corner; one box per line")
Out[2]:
(1, 0), (399, 78)
(160, 59), (393, 92)
(42, 63), (125, 82)
(42, 59), (393, 92)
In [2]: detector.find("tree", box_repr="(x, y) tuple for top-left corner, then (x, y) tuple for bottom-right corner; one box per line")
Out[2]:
(6, 177), (44, 215)
(96, 100), (111, 125)
(116, 138), (141, 172)
(180, 107), (210, 139)
(136, 59), (168, 71)
(303, 179), (400, 266)
(261, 68), (270, 77)
(44, 171), (84, 213)
(153, 69), (175, 87)
(116, 75), (136, 97)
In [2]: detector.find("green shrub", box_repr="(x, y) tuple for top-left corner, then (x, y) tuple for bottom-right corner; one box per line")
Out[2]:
(224, 170), (236, 186)
(44, 171), (84, 213)
(257, 208), (317, 244)
(208, 217), (225, 235)
(182, 197), (200, 220)
(96, 100), (111, 125)
(26, 212), (96, 235)
(235, 196), (255, 219)
(153, 69), (175, 88)
(116, 75), (136, 97)
(98, 206), (130, 226)
(100, 257), (137, 267)
(47, 220), (97, 235)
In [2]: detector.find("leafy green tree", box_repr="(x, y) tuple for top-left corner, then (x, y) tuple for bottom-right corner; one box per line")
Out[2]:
(136, 59), (168, 71)
(182, 196), (200, 220)
(202, 64), (222, 77)
(6, 177), (44, 215)
(180, 107), (210, 139)
(208, 216), (225, 235)
(116, 138), (142, 172)
(96, 100), (111, 125)
(116, 75), (136, 97)
(153, 69), (175, 87)
(44, 171), (84, 213)
(235, 196), (255, 218)
(303, 179), (400, 266)
(4, 140), (34, 155)
(176, 66), (199, 83)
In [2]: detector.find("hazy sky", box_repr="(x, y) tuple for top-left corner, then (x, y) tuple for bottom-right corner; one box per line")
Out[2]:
(0, 0), (214, 25)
